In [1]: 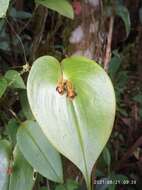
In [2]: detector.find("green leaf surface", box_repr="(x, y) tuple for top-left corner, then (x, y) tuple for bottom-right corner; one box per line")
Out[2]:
(17, 120), (63, 183)
(0, 0), (10, 18)
(40, 188), (48, 190)
(19, 90), (34, 120)
(0, 77), (7, 98)
(108, 54), (121, 79)
(0, 140), (12, 190)
(116, 5), (131, 37)
(27, 56), (116, 189)
(9, 146), (34, 190)
(102, 147), (111, 167)
(6, 119), (19, 145)
(5, 70), (26, 89)
(9, 8), (32, 19)
(35, 0), (74, 19)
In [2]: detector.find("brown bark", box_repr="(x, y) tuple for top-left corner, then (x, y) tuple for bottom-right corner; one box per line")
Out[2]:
(68, 1), (106, 64)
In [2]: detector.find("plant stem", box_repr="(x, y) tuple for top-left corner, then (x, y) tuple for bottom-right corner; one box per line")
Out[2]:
(85, 174), (92, 190)
(104, 16), (114, 71)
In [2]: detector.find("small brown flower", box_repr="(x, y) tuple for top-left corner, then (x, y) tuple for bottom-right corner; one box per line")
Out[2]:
(56, 77), (77, 100)
(66, 80), (77, 100)
(56, 78), (66, 95)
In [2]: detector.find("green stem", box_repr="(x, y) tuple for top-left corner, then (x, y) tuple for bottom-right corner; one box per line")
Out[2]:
(86, 177), (91, 190)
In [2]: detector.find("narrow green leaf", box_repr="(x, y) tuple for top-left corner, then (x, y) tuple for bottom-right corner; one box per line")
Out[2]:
(5, 70), (26, 89)
(0, 0), (10, 18)
(0, 77), (7, 98)
(0, 140), (12, 190)
(17, 120), (63, 183)
(9, 8), (32, 20)
(19, 91), (34, 120)
(35, 0), (74, 19)
(6, 119), (19, 145)
(9, 146), (34, 190)
(116, 5), (131, 37)
(108, 55), (121, 79)
(102, 147), (111, 167)
(108, 183), (116, 190)
(27, 56), (116, 189)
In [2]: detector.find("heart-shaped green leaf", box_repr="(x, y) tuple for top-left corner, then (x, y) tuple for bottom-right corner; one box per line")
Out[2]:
(27, 56), (116, 189)
(17, 120), (63, 183)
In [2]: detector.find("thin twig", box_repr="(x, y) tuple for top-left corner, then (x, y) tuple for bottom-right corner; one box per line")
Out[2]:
(46, 180), (51, 190)
(9, 109), (21, 123)
(104, 16), (114, 71)
(5, 17), (28, 64)
(30, 5), (48, 63)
